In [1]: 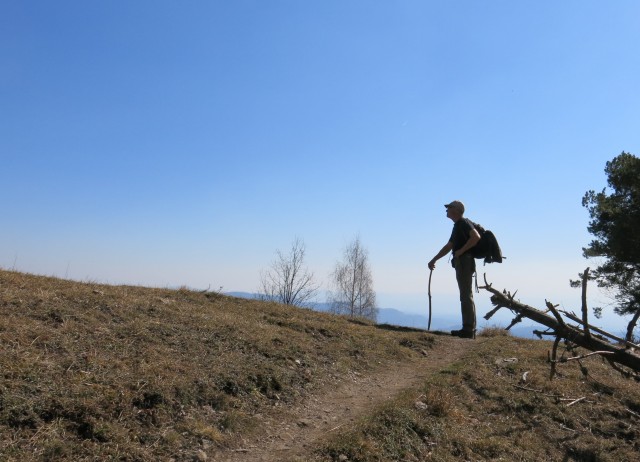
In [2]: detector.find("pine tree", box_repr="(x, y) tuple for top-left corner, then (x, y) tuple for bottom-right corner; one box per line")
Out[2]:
(582, 152), (640, 340)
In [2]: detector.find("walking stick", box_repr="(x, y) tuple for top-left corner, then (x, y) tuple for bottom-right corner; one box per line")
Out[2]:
(428, 268), (433, 331)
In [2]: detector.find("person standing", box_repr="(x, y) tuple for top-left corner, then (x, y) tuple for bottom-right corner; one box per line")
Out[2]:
(428, 200), (481, 339)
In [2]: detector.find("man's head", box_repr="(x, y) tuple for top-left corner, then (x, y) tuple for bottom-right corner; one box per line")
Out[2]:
(445, 200), (465, 221)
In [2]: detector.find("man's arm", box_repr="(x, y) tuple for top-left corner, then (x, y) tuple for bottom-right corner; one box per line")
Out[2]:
(453, 228), (481, 258)
(428, 241), (453, 270)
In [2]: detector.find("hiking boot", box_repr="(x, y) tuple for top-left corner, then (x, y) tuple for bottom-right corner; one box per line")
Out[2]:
(451, 329), (475, 339)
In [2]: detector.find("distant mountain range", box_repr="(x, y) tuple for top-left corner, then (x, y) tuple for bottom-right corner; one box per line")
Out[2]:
(225, 292), (540, 339)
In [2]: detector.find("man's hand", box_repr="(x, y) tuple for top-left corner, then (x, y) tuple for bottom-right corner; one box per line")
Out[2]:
(454, 249), (464, 258)
(429, 241), (452, 271)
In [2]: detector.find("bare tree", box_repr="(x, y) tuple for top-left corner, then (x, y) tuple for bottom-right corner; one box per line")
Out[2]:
(259, 238), (319, 308)
(329, 236), (378, 321)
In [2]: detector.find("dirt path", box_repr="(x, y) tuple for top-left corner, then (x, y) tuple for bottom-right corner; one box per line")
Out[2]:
(214, 336), (478, 462)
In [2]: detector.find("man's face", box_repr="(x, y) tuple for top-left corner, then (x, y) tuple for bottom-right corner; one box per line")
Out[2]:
(446, 207), (460, 221)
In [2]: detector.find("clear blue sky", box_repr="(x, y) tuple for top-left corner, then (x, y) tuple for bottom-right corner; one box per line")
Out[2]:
(2, 1), (639, 331)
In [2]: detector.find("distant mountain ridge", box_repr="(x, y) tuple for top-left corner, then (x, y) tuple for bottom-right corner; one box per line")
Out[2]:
(225, 292), (431, 328)
(225, 292), (539, 338)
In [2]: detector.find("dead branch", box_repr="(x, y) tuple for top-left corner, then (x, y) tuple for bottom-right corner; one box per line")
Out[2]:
(549, 351), (615, 364)
(545, 300), (565, 327)
(558, 311), (640, 349)
(481, 276), (640, 375)
(513, 385), (590, 404)
(533, 329), (556, 339)
(626, 408), (640, 419)
(484, 306), (502, 320)
(566, 397), (587, 407)
(513, 384), (543, 393)
(505, 313), (525, 331)
(549, 337), (561, 380)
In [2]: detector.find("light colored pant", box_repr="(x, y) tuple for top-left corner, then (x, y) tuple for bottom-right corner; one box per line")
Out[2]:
(455, 254), (476, 332)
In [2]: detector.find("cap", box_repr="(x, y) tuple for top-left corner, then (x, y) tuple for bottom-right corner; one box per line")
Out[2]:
(444, 200), (465, 214)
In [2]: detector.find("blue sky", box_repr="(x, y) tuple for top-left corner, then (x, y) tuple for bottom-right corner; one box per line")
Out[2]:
(2, 1), (639, 332)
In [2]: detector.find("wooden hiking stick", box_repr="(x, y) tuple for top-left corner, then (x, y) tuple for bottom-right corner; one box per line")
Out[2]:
(428, 269), (433, 331)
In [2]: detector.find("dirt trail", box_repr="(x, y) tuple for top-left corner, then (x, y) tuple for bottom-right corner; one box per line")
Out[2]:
(214, 336), (478, 462)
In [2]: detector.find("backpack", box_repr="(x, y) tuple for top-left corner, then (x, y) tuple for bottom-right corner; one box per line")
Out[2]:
(468, 220), (504, 265)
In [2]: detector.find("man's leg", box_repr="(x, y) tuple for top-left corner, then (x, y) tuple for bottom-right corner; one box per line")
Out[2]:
(455, 255), (476, 335)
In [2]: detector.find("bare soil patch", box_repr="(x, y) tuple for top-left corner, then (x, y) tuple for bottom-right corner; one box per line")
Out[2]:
(214, 336), (476, 461)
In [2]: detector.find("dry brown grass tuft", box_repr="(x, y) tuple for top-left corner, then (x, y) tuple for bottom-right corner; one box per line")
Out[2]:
(0, 270), (434, 461)
(478, 325), (511, 337)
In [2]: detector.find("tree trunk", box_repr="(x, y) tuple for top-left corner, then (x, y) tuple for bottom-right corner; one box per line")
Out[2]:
(626, 307), (640, 343)
(581, 268), (591, 339)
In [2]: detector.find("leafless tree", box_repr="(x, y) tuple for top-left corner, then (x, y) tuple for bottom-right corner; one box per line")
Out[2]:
(259, 238), (319, 308)
(329, 236), (378, 321)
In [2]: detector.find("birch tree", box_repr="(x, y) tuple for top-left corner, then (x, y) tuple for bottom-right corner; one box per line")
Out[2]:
(329, 236), (378, 321)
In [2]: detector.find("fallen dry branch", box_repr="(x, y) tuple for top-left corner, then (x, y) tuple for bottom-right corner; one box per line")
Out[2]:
(626, 408), (640, 419)
(550, 351), (615, 363)
(566, 397), (587, 407)
(513, 385), (592, 408)
(559, 310), (640, 350)
(480, 275), (640, 377)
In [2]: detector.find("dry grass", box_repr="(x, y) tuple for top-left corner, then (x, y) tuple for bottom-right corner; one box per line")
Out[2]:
(314, 335), (640, 461)
(478, 325), (512, 337)
(3, 269), (639, 461)
(0, 270), (434, 461)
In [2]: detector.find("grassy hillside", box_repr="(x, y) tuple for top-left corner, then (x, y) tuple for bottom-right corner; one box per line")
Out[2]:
(1, 270), (639, 461)
(0, 270), (433, 461)
(313, 331), (640, 462)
